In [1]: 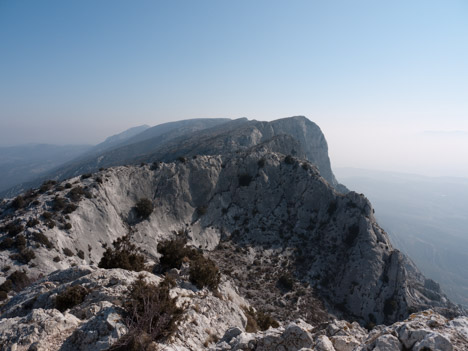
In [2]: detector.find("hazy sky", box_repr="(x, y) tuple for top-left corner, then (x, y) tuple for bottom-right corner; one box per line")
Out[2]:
(1, 1), (467, 177)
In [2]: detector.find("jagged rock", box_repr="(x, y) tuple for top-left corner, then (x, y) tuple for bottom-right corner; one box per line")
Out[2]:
(315, 335), (336, 351)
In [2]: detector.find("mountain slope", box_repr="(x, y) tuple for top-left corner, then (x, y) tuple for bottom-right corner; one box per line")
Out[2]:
(0, 144), (457, 327)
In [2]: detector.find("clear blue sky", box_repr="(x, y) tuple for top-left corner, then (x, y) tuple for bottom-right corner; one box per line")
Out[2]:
(1, 0), (468, 176)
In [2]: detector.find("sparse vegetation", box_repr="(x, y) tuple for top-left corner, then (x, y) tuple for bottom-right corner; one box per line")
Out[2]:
(11, 195), (25, 210)
(77, 250), (85, 259)
(177, 156), (187, 163)
(26, 218), (39, 228)
(243, 306), (279, 332)
(52, 196), (67, 211)
(109, 276), (182, 351)
(63, 203), (77, 214)
(98, 235), (145, 272)
(32, 232), (54, 249)
(257, 158), (266, 168)
(134, 198), (153, 219)
(68, 186), (85, 202)
(39, 180), (56, 193)
(63, 248), (74, 257)
(64, 222), (72, 230)
(55, 285), (88, 312)
(189, 255), (220, 291)
(157, 238), (189, 271)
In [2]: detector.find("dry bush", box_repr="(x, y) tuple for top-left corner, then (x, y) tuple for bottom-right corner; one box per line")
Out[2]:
(55, 285), (88, 312)
(134, 198), (154, 219)
(109, 276), (182, 351)
(98, 235), (145, 272)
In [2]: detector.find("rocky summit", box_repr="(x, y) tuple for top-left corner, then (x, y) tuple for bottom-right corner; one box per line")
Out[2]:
(0, 116), (466, 350)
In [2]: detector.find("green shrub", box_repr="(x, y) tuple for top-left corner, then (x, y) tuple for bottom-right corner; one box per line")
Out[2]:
(3, 222), (24, 236)
(11, 196), (25, 210)
(0, 237), (14, 250)
(63, 248), (74, 257)
(32, 232), (54, 249)
(109, 276), (182, 350)
(64, 223), (72, 230)
(10, 248), (35, 264)
(157, 238), (190, 271)
(177, 156), (186, 163)
(52, 197), (67, 211)
(65, 183), (72, 189)
(63, 203), (77, 214)
(53, 256), (61, 262)
(0, 291), (7, 301)
(68, 186), (84, 202)
(26, 218), (39, 227)
(242, 307), (279, 332)
(15, 234), (26, 249)
(39, 180), (56, 193)
(42, 211), (53, 220)
(6, 270), (30, 291)
(238, 173), (252, 187)
(98, 235), (145, 272)
(77, 250), (85, 259)
(55, 285), (88, 312)
(81, 173), (92, 180)
(134, 198), (153, 219)
(45, 219), (56, 229)
(189, 255), (220, 291)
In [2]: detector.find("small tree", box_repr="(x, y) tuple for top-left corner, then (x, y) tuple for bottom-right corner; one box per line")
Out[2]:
(99, 235), (145, 272)
(134, 198), (153, 219)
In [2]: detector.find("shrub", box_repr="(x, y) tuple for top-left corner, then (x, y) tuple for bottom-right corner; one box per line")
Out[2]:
(277, 273), (294, 291)
(26, 218), (39, 227)
(10, 248), (35, 264)
(189, 255), (220, 291)
(134, 198), (153, 219)
(53, 256), (61, 262)
(81, 173), (92, 180)
(52, 197), (67, 211)
(63, 248), (74, 257)
(63, 203), (77, 214)
(64, 223), (72, 230)
(150, 162), (159, 170)
(42, 211), (53, 220)
(109, 276), (182, 350)
(177, 156), (186, 163)
(45, 220), (56, 229)
(77, 250), (85, 259)
(4, 222), (24, 236)
(55, 285), (88, 312)
(65, 183), (72, 189)
(15, 234), (26, 249)
(98, 235), (145, 272)
(39, 180), (56, 193)
(157, 238), (190, 271)
(11, 196), (25, 210)
(0, 237), (14, 250)
(284, 155), (295, 165)
(238, 173), (252, 187)
(242, 307), (279, 332)
(68, 186), (84, 202)
(257, 158), (266, 168)
(0, 291), (7, 301)
(196, 205), (207, 217)
(32, 232), (54, 249)
(7, 270), (30, 291)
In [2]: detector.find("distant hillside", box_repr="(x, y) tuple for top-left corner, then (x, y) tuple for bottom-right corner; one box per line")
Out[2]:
(336, 167), (468, 308)
(0, 144), (92, 193)
(1, 117), (347, 197)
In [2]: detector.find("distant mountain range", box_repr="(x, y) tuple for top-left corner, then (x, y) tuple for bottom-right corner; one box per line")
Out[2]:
(1, 117), (347, 197)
